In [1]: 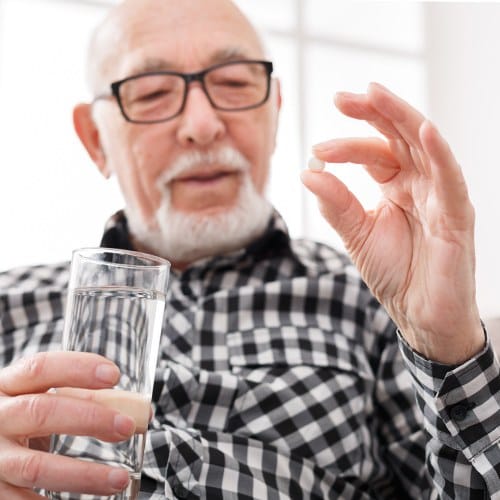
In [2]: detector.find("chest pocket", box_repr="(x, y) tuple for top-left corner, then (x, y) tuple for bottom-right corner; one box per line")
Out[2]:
(227, 325), (373, 376)
(225, 326), (375, 467)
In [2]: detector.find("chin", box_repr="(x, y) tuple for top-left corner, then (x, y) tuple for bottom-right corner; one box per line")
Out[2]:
(126, 178), (273, 265)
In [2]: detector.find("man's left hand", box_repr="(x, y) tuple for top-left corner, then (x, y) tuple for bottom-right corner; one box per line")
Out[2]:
(301, 82), (484, 364)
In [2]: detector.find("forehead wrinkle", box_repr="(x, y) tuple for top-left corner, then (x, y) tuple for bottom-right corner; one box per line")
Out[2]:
(86, 0), (267, 93)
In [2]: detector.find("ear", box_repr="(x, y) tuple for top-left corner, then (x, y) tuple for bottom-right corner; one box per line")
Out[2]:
(270, 78), (282, 150)
(73, 103), (110, 178)
(274, 78), (282, 111)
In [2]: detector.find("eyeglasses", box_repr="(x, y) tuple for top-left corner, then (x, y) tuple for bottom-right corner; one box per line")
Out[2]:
(93, 60), (274, 124)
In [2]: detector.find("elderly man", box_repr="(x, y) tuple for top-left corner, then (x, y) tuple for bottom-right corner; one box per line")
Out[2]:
(0, 0), (498, 498)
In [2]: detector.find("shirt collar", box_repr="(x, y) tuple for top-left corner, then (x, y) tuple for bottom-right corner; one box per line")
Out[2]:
(99, 209), (292, 271)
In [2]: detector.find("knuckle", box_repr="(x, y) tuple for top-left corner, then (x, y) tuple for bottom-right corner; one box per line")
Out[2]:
(82, 403), (107, 433)
(0, 449), (42, 488)
(15, 394), (54, 432)
(19, 353), (49, 381)
(19, 453), (43, 485)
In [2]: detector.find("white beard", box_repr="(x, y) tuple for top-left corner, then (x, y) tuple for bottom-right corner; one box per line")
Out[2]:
(125, 147), (273, 265)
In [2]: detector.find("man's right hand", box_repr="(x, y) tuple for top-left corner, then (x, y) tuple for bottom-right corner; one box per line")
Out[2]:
(0, 352), (136, 498)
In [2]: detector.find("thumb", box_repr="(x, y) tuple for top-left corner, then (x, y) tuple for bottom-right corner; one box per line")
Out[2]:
(300, 169), (366, 246)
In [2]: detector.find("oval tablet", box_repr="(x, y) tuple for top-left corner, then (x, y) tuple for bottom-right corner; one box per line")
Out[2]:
(308, 157), (325, 171)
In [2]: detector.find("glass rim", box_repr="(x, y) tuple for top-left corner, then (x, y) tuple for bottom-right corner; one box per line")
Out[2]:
(73, 247), (171, 270)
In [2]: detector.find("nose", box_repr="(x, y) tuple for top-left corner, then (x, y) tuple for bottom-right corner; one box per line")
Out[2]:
(176, 84), (225, 147)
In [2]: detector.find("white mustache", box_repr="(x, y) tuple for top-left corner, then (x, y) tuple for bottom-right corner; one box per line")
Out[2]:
(156, 147), (251, 188)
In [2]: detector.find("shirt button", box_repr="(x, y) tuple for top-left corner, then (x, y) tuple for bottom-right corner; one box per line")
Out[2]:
(173, 482), (189, 499)
(450, 403), (472, 422)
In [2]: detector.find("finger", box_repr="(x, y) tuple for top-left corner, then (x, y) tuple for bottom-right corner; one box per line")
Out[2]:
(312, 137), (400, 184)
(300, 169), (367, 247)
(0, 393), (136, 440)
(388, 137), (432, 177)
(334, 91), (403, 139)
(56, 387), (151, 434)
(0, 352), (120, 396)
(0, 482), (43, 500)
(420, 120), (473, 225)
(0, 446), (130, 495)
(334, 89), (435, 178)
(367, 82), (426, 149)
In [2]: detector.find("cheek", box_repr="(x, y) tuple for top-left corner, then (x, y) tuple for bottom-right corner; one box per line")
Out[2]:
(131, 151), (165, 215)
(232, 123), (274, 194)
(109, 128), (168, 219)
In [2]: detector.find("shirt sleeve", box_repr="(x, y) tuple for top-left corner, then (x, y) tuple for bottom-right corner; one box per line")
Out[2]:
(398, 330), (500, 499)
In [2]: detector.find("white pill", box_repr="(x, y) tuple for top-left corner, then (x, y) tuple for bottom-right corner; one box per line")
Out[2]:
(308, 157), (325, 172)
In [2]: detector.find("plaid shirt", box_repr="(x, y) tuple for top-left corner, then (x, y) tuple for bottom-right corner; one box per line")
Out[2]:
(1, 210), (499, 499)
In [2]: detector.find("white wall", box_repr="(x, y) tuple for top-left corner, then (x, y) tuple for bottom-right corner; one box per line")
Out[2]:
(0, 1), (498, 320)
(0, 0), (122, 269)
(425, 3), (500, 318)
(0, 0), (425, 271)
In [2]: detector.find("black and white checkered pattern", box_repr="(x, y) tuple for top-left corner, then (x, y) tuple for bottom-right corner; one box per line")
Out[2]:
(400, 333), (500, 499)
(1, 210), (499, 499)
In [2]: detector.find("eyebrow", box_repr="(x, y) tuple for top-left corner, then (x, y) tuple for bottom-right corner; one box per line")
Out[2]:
(129, 47), (257, 75)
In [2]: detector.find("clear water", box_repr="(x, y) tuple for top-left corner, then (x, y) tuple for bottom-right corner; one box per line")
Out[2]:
(48, 287), (165, 500)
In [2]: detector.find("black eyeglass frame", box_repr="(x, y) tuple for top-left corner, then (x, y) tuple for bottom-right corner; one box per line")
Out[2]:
(94, 59), (274, 125)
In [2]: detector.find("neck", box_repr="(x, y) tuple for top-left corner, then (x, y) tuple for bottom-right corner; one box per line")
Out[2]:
(130, 233), (190, 271)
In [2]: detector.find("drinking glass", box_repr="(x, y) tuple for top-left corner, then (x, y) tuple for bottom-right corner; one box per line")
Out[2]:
(49, 248), (170, 500)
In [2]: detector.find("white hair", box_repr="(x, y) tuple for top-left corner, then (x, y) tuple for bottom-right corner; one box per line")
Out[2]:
(125, 146), (273, 264)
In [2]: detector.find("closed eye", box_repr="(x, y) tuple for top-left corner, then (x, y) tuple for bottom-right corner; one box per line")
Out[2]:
(135, 89), (172, 102)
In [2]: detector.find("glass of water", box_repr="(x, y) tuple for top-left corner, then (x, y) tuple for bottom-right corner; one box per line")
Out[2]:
(49, 248), (170, 500)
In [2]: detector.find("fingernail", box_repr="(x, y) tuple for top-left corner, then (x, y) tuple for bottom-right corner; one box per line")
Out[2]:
(108, 468), (130, 490)
(114, 414), (136, 437)
(312, 141), (332, 152)
(95, 363), (120, 384)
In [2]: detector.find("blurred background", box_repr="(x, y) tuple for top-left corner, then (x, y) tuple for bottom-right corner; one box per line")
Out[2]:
(0, 0), (499, 320)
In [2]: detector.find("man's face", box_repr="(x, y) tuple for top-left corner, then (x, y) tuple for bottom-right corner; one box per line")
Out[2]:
(89, 0), (280, 264)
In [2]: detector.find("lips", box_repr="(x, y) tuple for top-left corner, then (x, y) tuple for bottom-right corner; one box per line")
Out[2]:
(173, 168), (240, 185)
(166, 163), (244, 212)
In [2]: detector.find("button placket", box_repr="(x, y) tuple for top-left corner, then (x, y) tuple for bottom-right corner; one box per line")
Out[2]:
(449, 402), (476, 423)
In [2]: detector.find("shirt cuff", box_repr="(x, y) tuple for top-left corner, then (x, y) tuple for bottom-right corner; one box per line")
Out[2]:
(398, 329), (500, 459)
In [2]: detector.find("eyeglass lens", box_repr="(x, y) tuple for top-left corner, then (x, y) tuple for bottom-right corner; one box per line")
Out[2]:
(118, 61), (269, 123)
